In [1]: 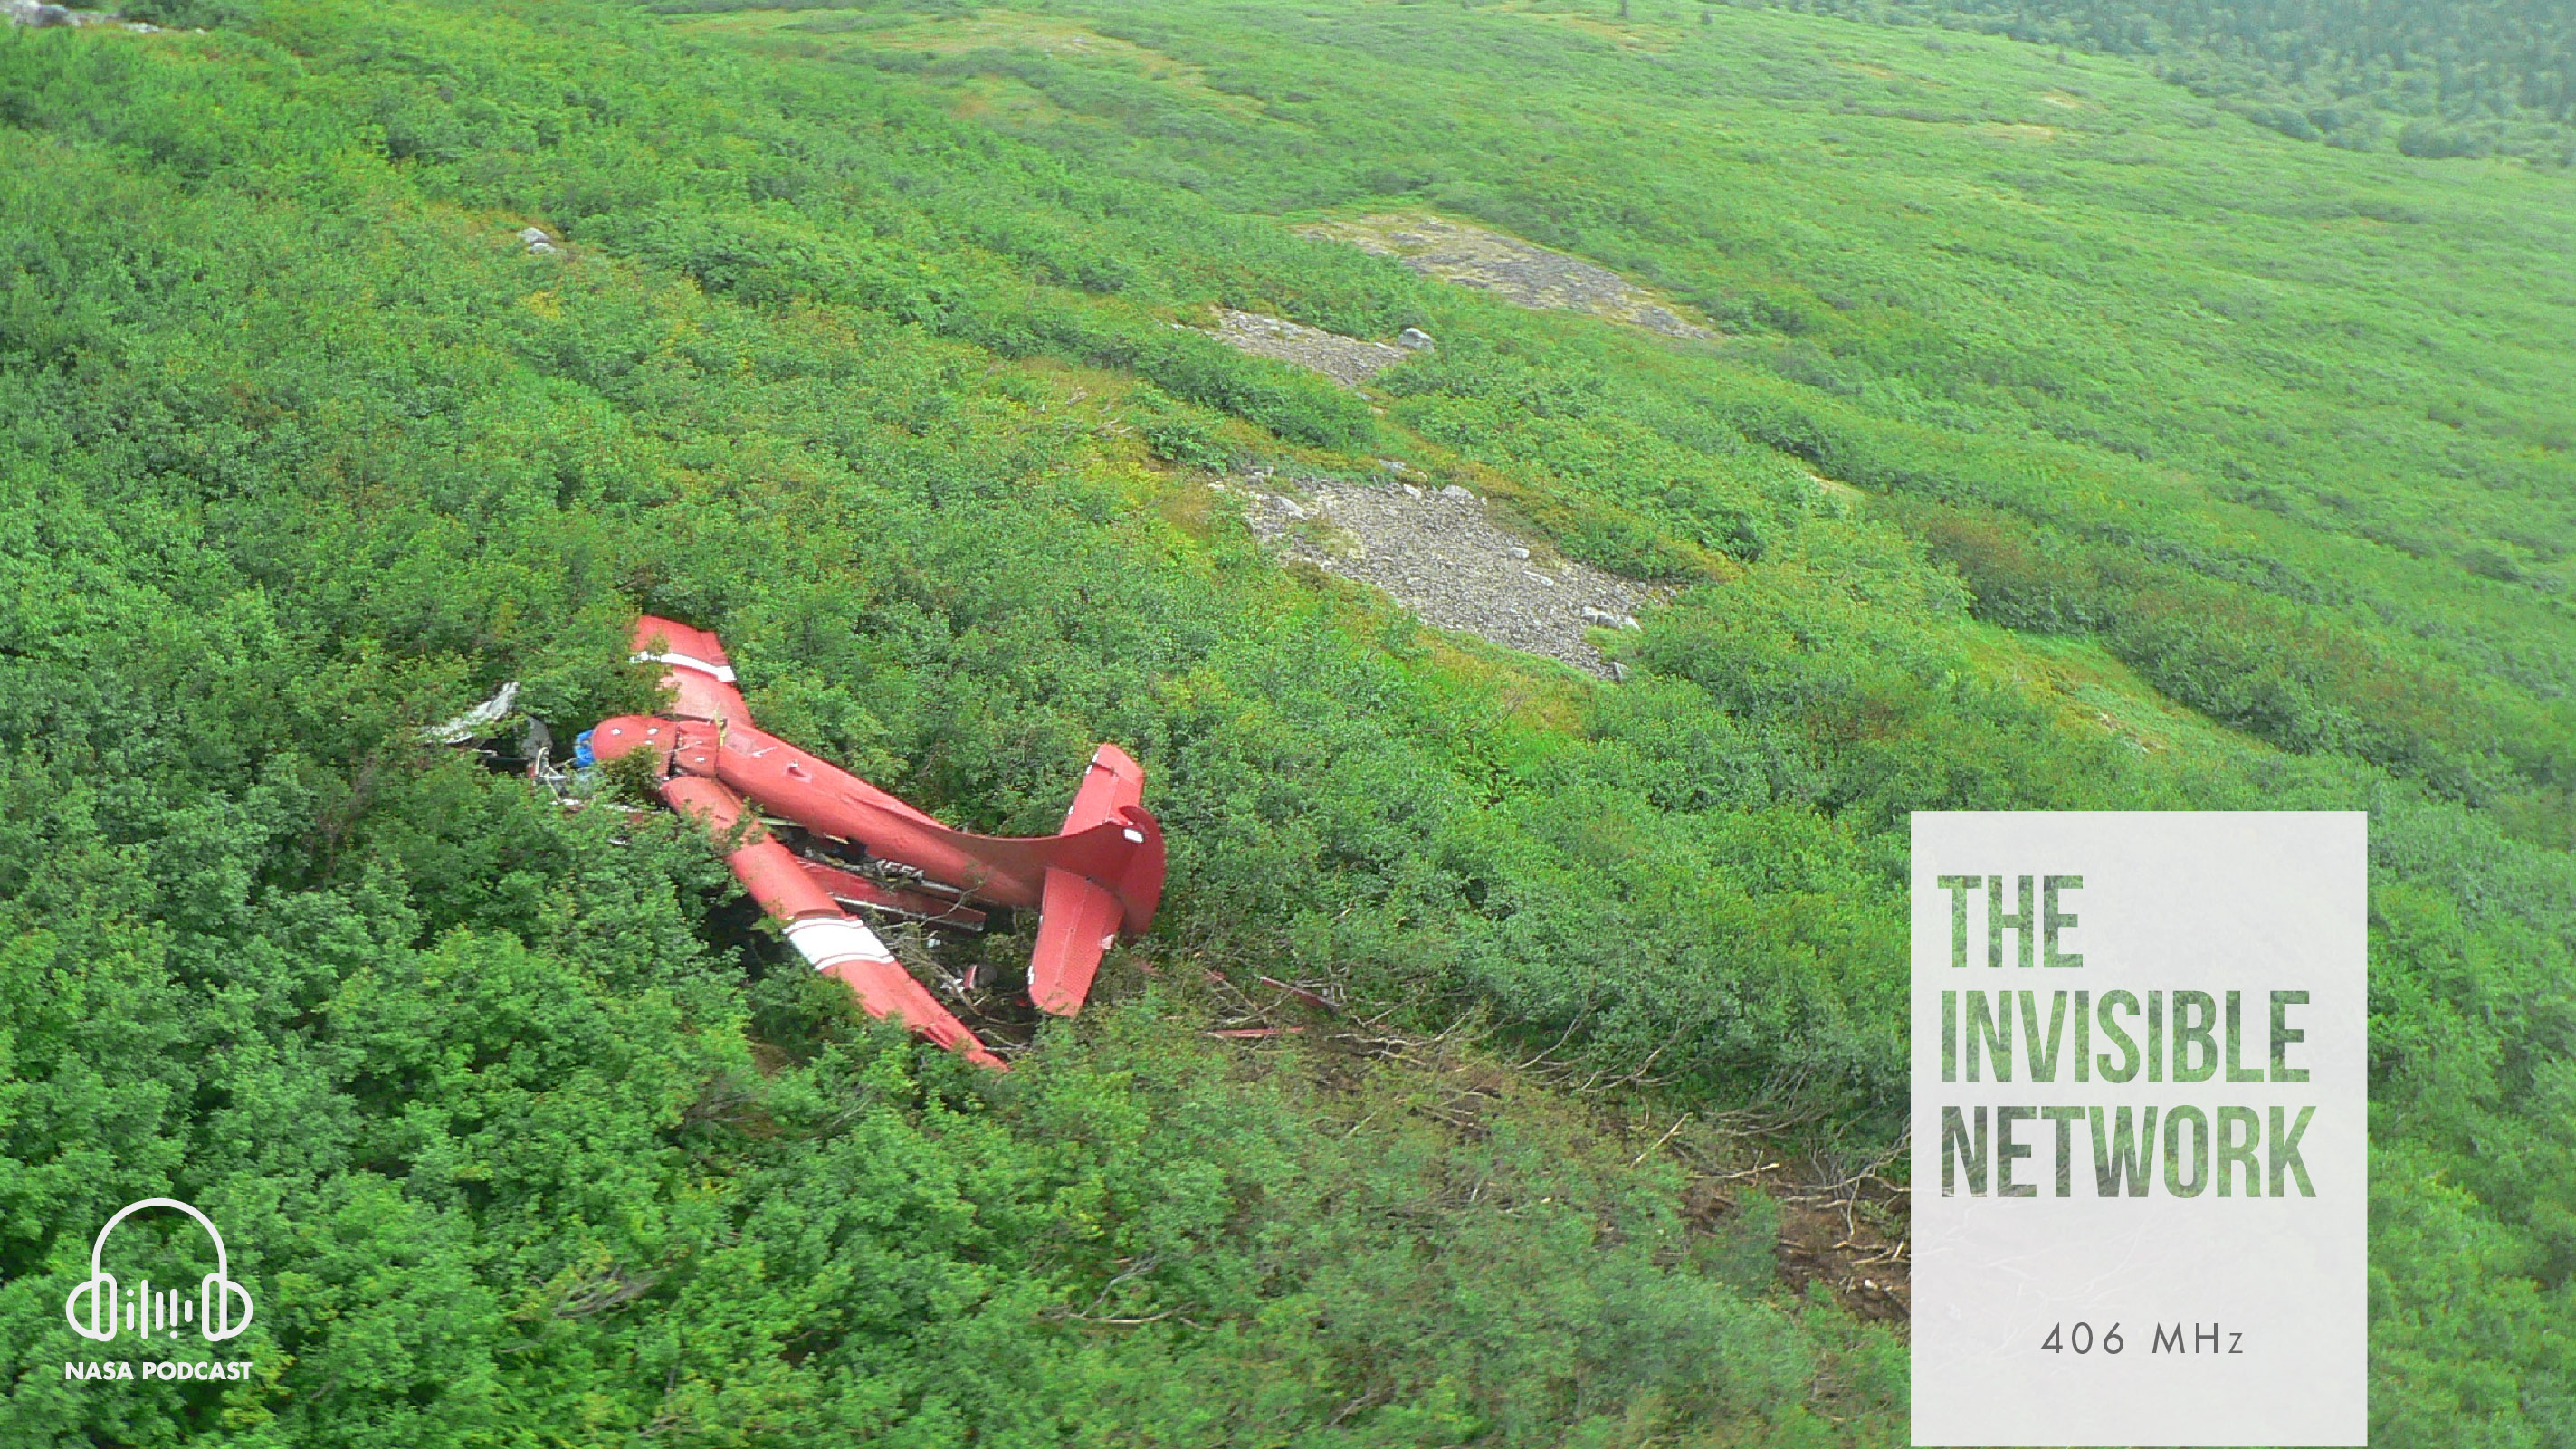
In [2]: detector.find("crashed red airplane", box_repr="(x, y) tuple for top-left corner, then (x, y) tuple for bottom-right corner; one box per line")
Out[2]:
(580, 617), (1165, 1070)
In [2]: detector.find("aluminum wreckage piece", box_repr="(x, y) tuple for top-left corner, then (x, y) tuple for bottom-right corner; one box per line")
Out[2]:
(584, 617), (1166, 1070)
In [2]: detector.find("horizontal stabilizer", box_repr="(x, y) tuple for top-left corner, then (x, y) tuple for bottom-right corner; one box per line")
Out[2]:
(1026, 745), (1163, 1016)
(1029, 866), (1126, 1016)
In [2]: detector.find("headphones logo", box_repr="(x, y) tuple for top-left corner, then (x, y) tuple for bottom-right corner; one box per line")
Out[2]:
(63, 1199), (253, 1344)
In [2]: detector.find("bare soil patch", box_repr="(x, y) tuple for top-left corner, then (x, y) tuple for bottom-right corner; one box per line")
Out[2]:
(1770, 1173), (1911, 1327)
(1300, 212), (1720, 341)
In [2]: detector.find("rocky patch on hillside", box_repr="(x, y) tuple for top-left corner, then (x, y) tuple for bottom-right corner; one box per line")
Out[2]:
(1233, 470), (1653, 677)
(1203, 307), (1427, 389)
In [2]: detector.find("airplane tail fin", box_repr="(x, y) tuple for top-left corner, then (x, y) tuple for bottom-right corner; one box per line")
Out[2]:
(1027, 745), (1165, 1016)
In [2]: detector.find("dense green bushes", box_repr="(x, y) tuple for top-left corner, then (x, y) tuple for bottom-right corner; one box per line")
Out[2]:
(0, 62), (1905, 1436)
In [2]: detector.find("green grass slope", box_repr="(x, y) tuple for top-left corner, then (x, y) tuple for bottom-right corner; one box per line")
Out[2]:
(0, 1), (2567, 1444)
(1775, 0), (2576, 162)
(747, 0), (2576, 820)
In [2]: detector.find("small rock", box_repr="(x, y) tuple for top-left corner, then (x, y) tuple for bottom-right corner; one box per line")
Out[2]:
(1525, 571), (1557, 587)
(1397, 327), (1436, 351)
(1439, 484), (1475, 501)
(1269, 496), (1308, 520)
(1508, 546), (1530, 560)
(1579, 605), (1618, 626)
(1400, 484), (1422, 499)
(1378, 458), (1404, 472)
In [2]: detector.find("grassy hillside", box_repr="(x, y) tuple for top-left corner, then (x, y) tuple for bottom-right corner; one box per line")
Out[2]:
(730, 0), (2576, 817)
(1773, 0), (2576, 161)
(0, 1), (2568, 1444)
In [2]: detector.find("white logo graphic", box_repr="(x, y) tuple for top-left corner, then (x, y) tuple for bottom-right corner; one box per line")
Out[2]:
(64, 1199), (253, 1344)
